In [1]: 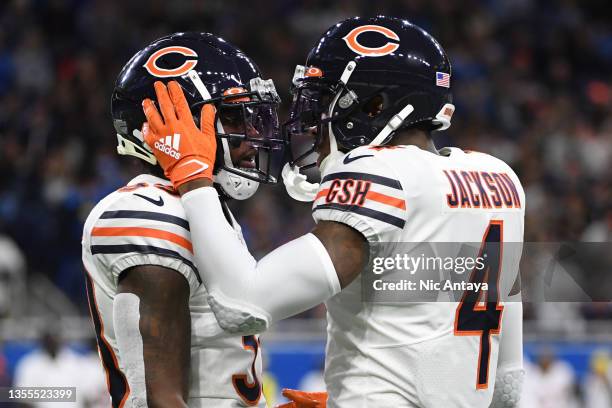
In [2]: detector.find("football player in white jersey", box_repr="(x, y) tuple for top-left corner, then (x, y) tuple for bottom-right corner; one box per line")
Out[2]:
(141, 17), (525, 408)
(82, 32), (285, 407)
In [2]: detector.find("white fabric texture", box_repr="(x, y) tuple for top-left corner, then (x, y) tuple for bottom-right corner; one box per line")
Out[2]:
(489, 369), (523, 408)
(498, 295), (524, 372)
(489, 294), (523, 408)
(182, 187), (340, 333)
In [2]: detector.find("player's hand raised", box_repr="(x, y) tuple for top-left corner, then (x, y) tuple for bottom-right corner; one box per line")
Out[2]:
(142, 80), (217, 189)
(276, 389), (327, 408)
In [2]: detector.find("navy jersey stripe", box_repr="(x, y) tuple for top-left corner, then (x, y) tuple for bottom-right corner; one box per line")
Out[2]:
(91, 244), (202, 284)
(313, 203), (406, 229)
(101, 210), (190, 231)
(84, 272), (129, 407)
(321, 172), (403, 190)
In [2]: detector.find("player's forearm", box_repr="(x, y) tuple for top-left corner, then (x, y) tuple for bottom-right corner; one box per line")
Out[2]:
(498, 294), (523, 370)
(182, 187), (341, 333)
(490, 295), (524, 408)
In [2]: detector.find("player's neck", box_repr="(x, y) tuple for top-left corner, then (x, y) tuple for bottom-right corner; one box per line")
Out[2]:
(391, 129), (439, 155)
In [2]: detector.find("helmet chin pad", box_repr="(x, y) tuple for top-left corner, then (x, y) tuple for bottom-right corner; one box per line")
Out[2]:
(282, 162), (319, 202)
(214, 169), (259, 200)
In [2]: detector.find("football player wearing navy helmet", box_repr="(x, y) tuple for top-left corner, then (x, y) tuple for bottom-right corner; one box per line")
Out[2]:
(279, 17), (522, 408)
(141, 17), (524, 408)
(112, 32), (284, 200)
(83, 32), (281, 407)
(282, 16), (454, 200)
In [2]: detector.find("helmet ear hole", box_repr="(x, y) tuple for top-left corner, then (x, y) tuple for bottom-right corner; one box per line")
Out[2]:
(363, 95), (384, 118)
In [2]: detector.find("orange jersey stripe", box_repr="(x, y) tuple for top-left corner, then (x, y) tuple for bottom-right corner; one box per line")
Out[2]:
(366, 191), (406, 210)
(315, 188), (330, 201)
(92, 227), (193, 253)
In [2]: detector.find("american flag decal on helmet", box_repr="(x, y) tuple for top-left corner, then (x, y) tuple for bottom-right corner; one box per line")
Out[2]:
(436, 72), (450, 88)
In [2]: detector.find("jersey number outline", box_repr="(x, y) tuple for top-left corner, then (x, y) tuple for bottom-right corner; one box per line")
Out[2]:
(454, 220), (504, 389)
(232, 335), (262, 406)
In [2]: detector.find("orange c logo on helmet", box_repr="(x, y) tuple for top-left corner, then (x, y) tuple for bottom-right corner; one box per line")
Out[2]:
(223, 87), (250, 102)
(305, 67), (323, 77)
(343, 25), (400, 57)
(144, 46), (198, 78)
(223, 87), (247, 95)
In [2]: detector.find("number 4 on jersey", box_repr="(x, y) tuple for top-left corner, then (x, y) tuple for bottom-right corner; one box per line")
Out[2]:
(454, 220), (504, 389)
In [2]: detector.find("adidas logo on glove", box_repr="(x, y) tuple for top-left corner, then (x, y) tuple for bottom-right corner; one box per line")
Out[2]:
(154, 134), (181, 159)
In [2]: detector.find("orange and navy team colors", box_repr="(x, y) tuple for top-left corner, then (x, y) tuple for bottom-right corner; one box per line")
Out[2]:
(308, 144), (524, 407)
(82, 174), (266, 407)
(312, 145), (409, 243)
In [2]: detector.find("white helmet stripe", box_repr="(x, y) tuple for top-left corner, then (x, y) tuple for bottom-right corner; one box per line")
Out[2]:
(187, 69), (212, 100)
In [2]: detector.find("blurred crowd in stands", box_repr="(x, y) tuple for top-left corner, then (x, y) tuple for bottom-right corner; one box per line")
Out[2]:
(0, 2), (610, 406)
(0, 0), (610, 312)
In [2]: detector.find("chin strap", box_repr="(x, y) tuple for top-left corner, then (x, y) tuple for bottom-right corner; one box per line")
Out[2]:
(368, 102), (456, 146)
(281, 124), (344, 202)
(116, 131), (158, 165)
(213, 116), (260, 200)
(368, 102), (455, 147)
(281, 163), (319, 202)
(369, 104), (415, 146)
(214, 168), (259, 200)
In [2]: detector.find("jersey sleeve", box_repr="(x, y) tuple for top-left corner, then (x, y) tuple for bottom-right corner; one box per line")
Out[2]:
(312, 148), (407, 243)
(83, 190), (201, 294)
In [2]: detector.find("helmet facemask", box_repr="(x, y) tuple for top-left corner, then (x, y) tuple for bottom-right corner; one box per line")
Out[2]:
(194, 86), (284, 183)
(282, 61), (365, 201)
(184, 71), (284, 200)
(284, 82), (335, 172)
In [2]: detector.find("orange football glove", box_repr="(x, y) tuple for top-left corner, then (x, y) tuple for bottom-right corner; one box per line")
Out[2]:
(276, 389), (327, 408)
(142, 80), (217, 188)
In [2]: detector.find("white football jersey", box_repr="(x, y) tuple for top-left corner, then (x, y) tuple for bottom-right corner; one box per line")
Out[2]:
(313, 146), (525, 408)
(82, 174), (265, 408)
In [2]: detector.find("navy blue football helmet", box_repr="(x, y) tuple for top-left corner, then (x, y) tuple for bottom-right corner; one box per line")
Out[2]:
(112, 32), (284, 200)
(283, 16), (454, 201)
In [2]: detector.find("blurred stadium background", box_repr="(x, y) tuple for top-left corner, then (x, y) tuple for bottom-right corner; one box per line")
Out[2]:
(0, 0), (610, 406)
